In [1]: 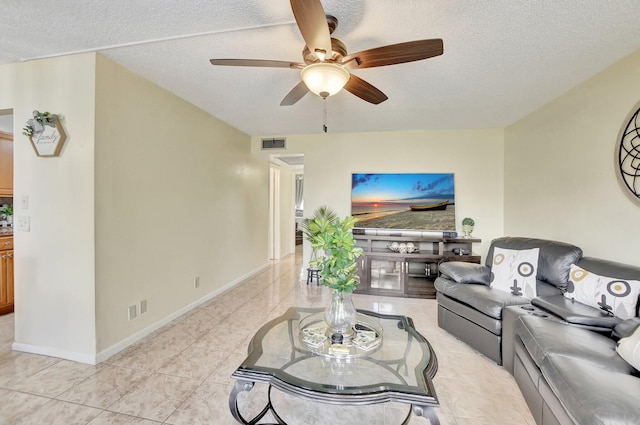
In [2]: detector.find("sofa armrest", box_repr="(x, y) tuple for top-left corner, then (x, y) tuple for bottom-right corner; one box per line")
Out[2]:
(532, 295), (622, 329)
(439, 262), (491, 285)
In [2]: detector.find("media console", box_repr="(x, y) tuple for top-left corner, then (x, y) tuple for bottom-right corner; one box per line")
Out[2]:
(353, 229), (481, 299)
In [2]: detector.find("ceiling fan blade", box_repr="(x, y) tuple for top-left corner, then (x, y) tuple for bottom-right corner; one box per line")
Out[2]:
(290, 0), (332, 58)
(210, 59), (305, 69)
(342, 39), (444, 69)
(280, 81), (310, 106)
(344, 74), (388, 105)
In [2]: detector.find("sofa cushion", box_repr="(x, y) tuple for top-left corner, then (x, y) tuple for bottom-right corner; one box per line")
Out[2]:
(438, 262), (491, 285)
(485, 237), (583, 288)
(516, 315), (633, 374)
(617, 325), (640, 371)
(437, 293), (503, 335)
(532, 295), (622, 329)
(540, 355), (640, 425)
(535, 281), (565, 297)
(564, 264), (640, 320)
(435, 276), (531, 320)
(490, 247), (539, 299)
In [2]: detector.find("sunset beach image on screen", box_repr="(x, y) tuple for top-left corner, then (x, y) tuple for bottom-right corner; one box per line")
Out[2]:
(351, 173), (456, 231)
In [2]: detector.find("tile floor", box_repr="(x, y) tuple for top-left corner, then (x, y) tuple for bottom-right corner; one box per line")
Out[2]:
(0, 248), (535, 425)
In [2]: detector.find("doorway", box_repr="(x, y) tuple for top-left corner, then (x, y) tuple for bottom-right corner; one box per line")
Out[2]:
(294, 174), (304, 245)
(0, 109), (14, 316)
(268, 155), (304, 260)
(268, 166), (281, 260)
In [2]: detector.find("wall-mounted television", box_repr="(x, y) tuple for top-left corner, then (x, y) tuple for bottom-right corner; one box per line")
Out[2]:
(351, 173), (456, 231)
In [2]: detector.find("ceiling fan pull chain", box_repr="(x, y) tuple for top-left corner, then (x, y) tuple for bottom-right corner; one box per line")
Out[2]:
(323, 97), (328, 133)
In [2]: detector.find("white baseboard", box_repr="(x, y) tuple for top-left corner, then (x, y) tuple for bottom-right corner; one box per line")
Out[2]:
(96, 262), (270, 364)
(12, 262), (270, 365)
(12, 342), (98, 365)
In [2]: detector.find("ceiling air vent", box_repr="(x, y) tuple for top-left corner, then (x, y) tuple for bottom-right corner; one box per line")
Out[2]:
(261, 138), (286, 150)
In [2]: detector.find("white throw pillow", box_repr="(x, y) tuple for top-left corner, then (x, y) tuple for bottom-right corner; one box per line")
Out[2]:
(564, 264), (640, 320)
(617, 325), (640, 371)
(490, 247), (539, 299)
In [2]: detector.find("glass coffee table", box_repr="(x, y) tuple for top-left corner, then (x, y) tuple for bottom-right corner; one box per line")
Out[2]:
(229, 307), (440, 425)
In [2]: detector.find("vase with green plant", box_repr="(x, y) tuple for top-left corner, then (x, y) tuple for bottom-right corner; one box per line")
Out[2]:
(303, 206), (364, 340)
(462, 217), (475, 238)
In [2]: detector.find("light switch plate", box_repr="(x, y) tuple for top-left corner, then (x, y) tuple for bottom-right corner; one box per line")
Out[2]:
(21, 195), (29, 210)
(16, 216), (30, 232)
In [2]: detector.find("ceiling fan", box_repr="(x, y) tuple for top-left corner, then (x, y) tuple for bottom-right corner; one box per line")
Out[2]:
(210, 0), (444, 106)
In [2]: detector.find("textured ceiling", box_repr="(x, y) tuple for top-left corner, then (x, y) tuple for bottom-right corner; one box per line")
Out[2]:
(2, 1), (639, 136)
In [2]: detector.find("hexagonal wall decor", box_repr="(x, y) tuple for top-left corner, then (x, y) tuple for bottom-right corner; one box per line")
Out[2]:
(29, 119), (66, 157)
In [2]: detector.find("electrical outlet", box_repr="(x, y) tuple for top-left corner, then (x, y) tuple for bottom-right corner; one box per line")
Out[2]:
(16, 216), (30, 232)
(128, 305), (137, 320)
(140, 299), (147, 315)
(194, 276), (200, 288)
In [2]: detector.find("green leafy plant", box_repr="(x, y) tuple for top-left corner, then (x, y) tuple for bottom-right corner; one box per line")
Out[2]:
(304, 207), (364, 293)
(22, 110), (59, 137)
(1, 205), (12, 217)
(462, 217), (475, 226)
(299, 205), (337, 244)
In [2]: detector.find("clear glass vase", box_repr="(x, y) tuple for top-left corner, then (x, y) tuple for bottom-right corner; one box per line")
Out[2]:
(325, 289), (357, 340)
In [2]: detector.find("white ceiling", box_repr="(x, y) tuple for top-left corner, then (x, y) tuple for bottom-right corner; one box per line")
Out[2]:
(2, 1), (639, 136)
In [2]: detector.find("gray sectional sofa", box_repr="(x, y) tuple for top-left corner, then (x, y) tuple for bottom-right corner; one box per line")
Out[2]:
(434, 237), (640, 425)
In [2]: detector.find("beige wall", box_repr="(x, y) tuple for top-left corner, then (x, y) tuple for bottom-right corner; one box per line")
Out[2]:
(94, 55), (269, 356)
(253, 129), (505, 262)
(0, 54), (98, 363)
(504, 49), (640, 266)
(0, 53), (270, 363)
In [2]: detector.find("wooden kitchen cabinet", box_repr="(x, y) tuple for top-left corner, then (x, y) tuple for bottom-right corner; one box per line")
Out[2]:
(0, 236), (14, 315)
(0, 131), (13, 196)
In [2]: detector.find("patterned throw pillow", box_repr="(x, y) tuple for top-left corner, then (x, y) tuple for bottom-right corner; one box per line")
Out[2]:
(564, 264), (640, 320)
(490, 247), (539, 299)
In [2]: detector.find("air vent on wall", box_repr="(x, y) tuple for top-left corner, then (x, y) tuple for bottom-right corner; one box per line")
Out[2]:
(261, 138), (286, 150)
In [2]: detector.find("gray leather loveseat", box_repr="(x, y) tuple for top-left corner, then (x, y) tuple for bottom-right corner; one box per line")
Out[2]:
(435, 237), (583, 364)
(435, 237), (640, 425)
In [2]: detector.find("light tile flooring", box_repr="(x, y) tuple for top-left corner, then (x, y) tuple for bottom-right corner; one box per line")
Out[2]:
(0, 248), (535, 425)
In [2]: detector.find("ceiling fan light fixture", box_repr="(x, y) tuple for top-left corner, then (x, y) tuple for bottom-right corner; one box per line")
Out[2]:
(300, 62), (350, 98)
